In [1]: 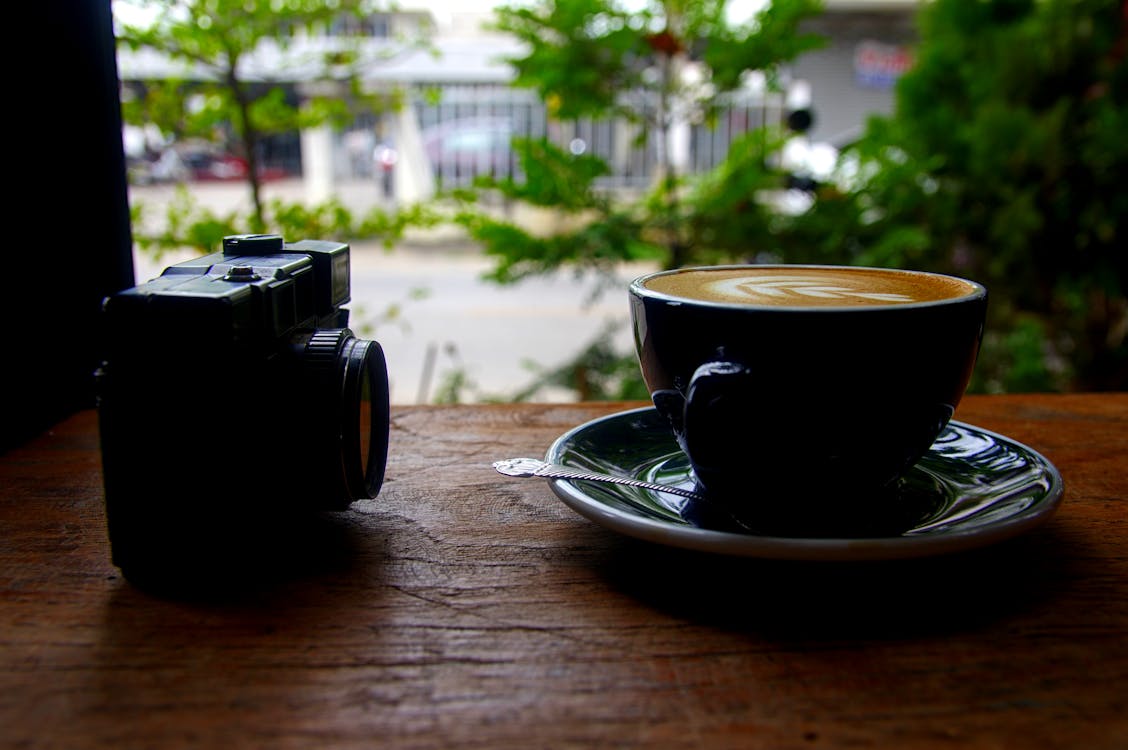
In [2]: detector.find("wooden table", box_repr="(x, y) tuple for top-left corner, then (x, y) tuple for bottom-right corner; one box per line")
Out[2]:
(2, 394), (1126, 748)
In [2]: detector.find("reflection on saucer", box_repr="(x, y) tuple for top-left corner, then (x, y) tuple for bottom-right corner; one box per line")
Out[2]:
(544, 408), (1063, 561)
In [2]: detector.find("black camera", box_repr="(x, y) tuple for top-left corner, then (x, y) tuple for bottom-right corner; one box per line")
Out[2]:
(97, 234), (389, 588)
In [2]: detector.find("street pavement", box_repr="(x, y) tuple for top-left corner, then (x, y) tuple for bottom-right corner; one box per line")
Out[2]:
(129, 178), (657, 404)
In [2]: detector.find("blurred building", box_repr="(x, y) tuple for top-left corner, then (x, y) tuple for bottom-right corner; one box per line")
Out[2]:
(793, 0), (918, 146)
(115, 2), (919, 201)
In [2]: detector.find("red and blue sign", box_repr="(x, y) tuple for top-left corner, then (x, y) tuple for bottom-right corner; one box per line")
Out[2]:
(854, 41), (914, 90)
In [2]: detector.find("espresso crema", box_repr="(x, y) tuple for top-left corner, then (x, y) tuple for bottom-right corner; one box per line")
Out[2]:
(643, 267), (977, 308)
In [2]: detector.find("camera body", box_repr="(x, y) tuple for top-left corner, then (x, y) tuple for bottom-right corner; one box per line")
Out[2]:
(97, 234), (389, 588)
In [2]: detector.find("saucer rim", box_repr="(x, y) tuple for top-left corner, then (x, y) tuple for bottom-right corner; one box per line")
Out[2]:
(544, 406), (1065, 561)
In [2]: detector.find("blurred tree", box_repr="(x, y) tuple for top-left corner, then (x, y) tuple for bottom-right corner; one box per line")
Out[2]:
(802, 0), (1128, 391)
(117, 0), (403, 229)
(458, 0), (824, 280)
(468, 0), (1126, 395)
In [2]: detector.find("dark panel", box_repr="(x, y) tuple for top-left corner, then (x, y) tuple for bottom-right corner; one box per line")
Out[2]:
(4, 0), (134, 452)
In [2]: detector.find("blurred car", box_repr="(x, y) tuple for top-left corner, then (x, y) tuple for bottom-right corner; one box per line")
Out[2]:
(178, 142), (249, 181)
(126, 148), (188, 185)
(126, 138), (291, 185)
(421, 117), (515, 185)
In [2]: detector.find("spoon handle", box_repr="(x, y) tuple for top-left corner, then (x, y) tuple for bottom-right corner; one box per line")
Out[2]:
(492, 458), (705, 501)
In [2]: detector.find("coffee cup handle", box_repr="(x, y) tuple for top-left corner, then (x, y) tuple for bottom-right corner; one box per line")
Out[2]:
(682, 360), (754, 475)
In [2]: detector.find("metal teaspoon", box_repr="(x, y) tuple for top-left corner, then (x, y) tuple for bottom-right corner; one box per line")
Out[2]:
(492, 457), (706, 501)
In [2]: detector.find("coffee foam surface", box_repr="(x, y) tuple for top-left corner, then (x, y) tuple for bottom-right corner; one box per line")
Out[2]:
(644, 267), (976, 307)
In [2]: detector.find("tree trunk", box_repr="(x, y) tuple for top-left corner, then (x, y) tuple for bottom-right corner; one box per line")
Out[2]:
(227, 65), (265, 230)
(655, 50), (688, 270)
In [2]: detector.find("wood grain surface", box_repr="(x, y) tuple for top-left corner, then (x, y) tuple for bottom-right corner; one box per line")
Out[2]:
(1, 394), (1126, 748)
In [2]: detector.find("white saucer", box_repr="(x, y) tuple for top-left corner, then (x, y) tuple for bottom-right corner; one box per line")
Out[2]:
(543, 407), (1064, 561)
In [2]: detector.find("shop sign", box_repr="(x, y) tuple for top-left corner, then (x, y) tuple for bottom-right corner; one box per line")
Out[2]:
(854, 40), (913, 90)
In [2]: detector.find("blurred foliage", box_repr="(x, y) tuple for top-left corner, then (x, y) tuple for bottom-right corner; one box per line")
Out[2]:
(510, 322), (653, 402)
(463, 0), (1127, 397)
(493, 0), (823, 123)
(122, 0), (1126, 399)
(453, 0), (824, 402)
(457, 138), (664, 284)
(117, 0), (404, 227)
(807, 0), (1128, 391)
(129, 186), (442, 258)
(474, 0), (823, 269)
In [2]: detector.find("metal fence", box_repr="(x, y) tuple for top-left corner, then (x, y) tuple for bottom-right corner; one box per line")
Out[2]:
(338, 83), (787, 190)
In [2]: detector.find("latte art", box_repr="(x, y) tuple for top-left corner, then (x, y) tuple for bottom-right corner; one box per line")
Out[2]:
(709, 276), (915, 304)
(643, 267), (977, 308)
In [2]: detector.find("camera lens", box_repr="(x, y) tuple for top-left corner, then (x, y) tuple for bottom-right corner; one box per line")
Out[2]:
(304, 329), (390, 507)
(339, 336), (389, 499)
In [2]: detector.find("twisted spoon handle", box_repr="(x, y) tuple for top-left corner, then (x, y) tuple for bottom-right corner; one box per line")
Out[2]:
(492, 458), (705, 501)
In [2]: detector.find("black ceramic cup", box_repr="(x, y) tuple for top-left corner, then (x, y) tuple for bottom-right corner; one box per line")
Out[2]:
(630, 265), (987, 531)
